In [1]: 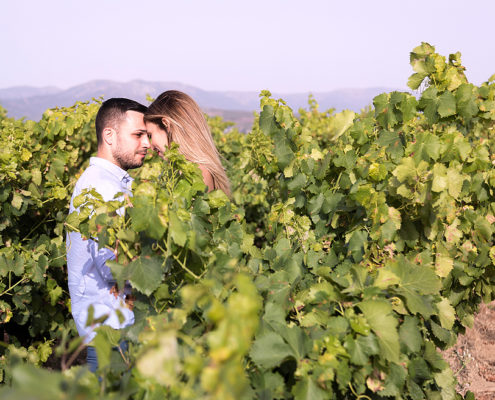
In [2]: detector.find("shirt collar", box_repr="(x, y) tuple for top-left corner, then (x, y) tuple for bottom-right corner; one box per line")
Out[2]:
(89, 157), (132, 184)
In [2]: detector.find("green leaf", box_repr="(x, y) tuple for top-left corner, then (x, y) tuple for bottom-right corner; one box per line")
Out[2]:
(424, 340), (448, 370)
(36, 341), (53, 363)
(292, 376), (327, 400)
(407, 377), (425, 400)
(377, 130), (404, 160)
(430, 320), (453, 344)
(393, 157), (416, 183)
(10, 364), (62, 398)
(359, 300), (400, 363)
(207, 189), (229, 208)
(168, 211), (187, 246)
(250, 331), (293, 369)
(50, 157), (66, 180)
(48, 284), (62, 306)
(127, 256), (163, 296)
(390, 256), (441, 294)
(456, 83), (478, 122)
(128, 196), (154, 232)
(399, 94), (418, 122)
(408, 72), (427, 90)
(346, 334), (379, 365)
(399, 315), (422, 353)
(419, 87), (439, 124)
(273, 132), (295, 169)
(409, 357), (431, 381)
(409, 132), (441, 163)
(374, 93), (398, 129)
(307, 193), (324, 216)
(153, 283), (170, 304)
(399, 289), (435, 318)
(279, 325), (310, 362)
(287, 173), (307, 191)
(322, 192), (343, 214)
(259, 105), (278, 136)
(437, 91), (456, 118)
(334, 149), (358, 170)
(474, 216), (492, 241)
(379, 362), (407, 396)
(431, 163), (447, 192)
(347, 230), (368, 262)
(92, 326), (121, 369)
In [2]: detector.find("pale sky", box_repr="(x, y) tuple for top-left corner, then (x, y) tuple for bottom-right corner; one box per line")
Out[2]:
(2, 0), (494, 93)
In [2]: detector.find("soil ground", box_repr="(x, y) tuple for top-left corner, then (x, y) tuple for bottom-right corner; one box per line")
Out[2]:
(443, 301), (495, 400)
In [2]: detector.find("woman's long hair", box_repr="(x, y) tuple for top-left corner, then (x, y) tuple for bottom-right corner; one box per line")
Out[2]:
(144, 90), (231, 196)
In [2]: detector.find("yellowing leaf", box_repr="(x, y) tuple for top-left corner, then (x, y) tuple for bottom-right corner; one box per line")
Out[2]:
(310, 148), (324, 161)
(375, 269), (400, 289)
(437, 298), (456, 329)
(11, 193), (23, 210)
(137, 333), (180, 386)
(446, 168), (464, 199)
(445, 220), (463, 244)
(388, 207), (401, 230)
(328, 109), (356, 140)
(21, 148), (32, 162)
(435, 255), (453, 278)
(31, 169), (42, 185)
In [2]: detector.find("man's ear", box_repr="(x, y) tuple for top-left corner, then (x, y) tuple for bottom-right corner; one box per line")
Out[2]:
(102, 127), (115, 145)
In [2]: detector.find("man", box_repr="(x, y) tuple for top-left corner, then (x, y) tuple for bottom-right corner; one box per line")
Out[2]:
(66, 98), (150, 372)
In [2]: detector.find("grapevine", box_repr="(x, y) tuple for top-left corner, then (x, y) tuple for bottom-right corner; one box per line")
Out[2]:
(0, 43), (493, 399)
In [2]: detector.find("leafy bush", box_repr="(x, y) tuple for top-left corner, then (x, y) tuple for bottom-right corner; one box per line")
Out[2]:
(1, 43), (493, 399)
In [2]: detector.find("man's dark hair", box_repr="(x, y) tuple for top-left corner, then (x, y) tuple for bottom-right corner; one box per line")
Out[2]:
(95, 98), (147, 146)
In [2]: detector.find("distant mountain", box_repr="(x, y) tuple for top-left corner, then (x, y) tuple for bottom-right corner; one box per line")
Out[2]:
(0, 85), (61, 99)
(0, 80), (397, 131)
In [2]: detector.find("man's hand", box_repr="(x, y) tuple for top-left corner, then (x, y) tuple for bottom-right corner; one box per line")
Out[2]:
(109, 284), (135, 310)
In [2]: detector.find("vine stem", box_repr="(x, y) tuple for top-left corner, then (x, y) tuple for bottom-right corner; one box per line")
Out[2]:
(61, 341), (86, 371)
(117, 239), (134, 260)
(0, 277), (28, 297)
(348, 382), (372, 400)
(22, 215), (52, 242)
(64, 222), (80, 233)
(173, 252), (201, 280)
(117, 343), (130, 366)
(335, 302), (345, 316)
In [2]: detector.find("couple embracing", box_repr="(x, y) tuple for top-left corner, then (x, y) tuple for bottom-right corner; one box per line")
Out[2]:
(65, 91), (230, 371)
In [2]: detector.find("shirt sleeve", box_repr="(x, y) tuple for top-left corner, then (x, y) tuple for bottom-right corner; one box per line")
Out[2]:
(92, 243), (117, 283)
(66, 231), (116, 288)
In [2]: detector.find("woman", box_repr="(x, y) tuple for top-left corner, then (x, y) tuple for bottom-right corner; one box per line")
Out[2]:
(144, 90), (231, 196)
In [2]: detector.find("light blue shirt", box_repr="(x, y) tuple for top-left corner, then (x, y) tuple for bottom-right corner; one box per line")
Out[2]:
(66, 157), (134, 343)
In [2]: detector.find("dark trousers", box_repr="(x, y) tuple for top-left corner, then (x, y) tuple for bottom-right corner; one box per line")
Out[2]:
(86, 341), (128, 373)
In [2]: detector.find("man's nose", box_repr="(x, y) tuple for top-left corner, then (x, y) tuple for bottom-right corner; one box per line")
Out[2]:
(142, 135), (151, 148)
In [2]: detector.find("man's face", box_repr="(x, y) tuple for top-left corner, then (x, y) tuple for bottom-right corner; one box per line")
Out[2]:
(113, 111), (150, 170)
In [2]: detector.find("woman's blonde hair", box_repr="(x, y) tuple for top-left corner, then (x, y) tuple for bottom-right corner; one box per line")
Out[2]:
(144, 90), (231, 196)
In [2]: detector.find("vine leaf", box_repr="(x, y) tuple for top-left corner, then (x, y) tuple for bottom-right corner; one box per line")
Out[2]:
(359, 300), (400, 364)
